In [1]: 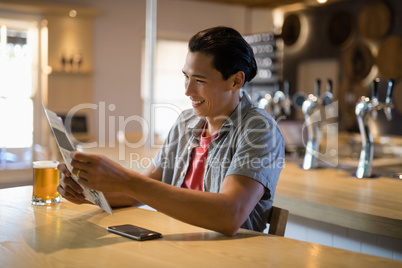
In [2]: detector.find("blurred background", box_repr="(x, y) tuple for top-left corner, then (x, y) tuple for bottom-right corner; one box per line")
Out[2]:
(0, 0), (401, 186)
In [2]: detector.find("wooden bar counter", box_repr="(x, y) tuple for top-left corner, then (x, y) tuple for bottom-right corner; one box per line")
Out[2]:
(274, 161), (402, 239)
(1, 186), (401, 267)
(83, 145), (402, 239)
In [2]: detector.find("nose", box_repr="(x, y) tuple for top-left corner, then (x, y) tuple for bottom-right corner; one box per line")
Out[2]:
(184, 79), (195, 96)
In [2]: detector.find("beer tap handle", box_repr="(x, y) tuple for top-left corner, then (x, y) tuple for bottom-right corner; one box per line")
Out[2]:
(275, 80), (281, 93)
(273, 81), (283, 117)
(282, 80), (291, 116)
(385, 79), (394, 105)
(283, 80), (290, 97)
(384, 79), (394, 121)
(322, 79), (334, 106)
(315, 79), (321, 98)
(327, 79), (333, 94)
(371, 78), (379, 120)
(371, 78), (379, 100)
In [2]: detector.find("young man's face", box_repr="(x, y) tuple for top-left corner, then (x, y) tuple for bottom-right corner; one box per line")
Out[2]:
(182, 51), (240, 121)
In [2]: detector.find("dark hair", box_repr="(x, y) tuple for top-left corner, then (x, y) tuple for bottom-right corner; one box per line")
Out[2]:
(188, 26), (257, 84)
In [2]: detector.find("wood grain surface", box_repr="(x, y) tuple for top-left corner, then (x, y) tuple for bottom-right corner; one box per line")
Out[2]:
(1, 186), (402, 267)
(275, 161), (402, 238)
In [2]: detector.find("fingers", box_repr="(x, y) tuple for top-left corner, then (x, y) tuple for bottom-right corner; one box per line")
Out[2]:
(71, 151), (98, 164)
(71, 167), (87, 179)
(69, 152), (113, 192)
(57, 185), (86, 204)
(70, 167), (91, 188)
(57, 153), (101, 203)
(58, 163), (71, 177)
(60, 194), (89, 205)
(70, 151), (100, 177)
(70, 160), (93, 176)
(58, 174), (85, 201)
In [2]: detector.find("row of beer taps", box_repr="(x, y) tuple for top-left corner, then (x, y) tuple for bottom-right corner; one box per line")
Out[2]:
(257, 77), (395, 178)
(257, 80), (292, 118)
(257, 79), (333, 120)
(257, 78), (334, 170)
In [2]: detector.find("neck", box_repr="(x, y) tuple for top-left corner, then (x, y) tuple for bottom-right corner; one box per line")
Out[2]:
(205, 98), (241, 137)
(204, 119), (223, 138)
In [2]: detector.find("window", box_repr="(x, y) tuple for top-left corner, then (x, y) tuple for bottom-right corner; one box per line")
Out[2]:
(0, 15), (41, 187)
(152, 40), (191, 140)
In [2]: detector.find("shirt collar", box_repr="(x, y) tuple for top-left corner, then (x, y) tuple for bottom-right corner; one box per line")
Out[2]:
(222, 90), (253, 128)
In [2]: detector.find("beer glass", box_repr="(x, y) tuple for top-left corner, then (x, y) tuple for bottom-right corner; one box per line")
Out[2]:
(32, 161), (61, 205)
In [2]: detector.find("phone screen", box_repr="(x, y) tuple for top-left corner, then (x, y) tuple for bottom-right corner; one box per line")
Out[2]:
(107, 224), (163, 241)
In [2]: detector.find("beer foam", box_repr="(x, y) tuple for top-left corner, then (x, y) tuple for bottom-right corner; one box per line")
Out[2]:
(33, 161), (59, 169)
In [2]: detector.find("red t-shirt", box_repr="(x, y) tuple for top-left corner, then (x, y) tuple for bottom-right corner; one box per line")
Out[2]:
(181, 126), (218, 191)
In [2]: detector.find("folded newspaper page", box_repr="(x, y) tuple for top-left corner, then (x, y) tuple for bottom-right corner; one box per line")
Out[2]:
(43, 104), (113, 215)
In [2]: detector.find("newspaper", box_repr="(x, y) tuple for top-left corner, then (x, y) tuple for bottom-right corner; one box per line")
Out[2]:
(43, 104), (113, 215)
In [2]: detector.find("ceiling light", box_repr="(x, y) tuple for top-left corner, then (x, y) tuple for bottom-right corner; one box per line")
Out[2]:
(69, 10), (77, 18)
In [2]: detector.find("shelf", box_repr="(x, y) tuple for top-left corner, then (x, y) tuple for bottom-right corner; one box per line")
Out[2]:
(49, 70), (92, 76)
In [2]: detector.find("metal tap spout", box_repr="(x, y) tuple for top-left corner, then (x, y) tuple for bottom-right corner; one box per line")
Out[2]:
(273, 80), (292, 118)
(302, 79), (321, 170)
(355, 96), (374, 178)
(355, 78), (394, 179)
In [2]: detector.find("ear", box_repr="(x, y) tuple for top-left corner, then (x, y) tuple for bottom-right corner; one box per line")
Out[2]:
(231, 71), (245, 91)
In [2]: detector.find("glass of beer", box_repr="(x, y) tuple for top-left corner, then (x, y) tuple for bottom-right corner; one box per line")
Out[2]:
(32, 161), (61, 205)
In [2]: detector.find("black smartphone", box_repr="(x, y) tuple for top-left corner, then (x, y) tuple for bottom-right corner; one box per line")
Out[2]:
(107, 224), (163, 241)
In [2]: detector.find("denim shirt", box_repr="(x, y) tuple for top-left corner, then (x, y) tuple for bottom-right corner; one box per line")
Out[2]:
(152, 93), (285, 231)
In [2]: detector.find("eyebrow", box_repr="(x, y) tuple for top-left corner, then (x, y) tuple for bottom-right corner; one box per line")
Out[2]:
(182, 70), (208, 79)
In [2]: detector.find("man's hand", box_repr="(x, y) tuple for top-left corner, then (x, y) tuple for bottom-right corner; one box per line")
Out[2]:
(57, 163), (89, 204)
(69, 151), (130, 193)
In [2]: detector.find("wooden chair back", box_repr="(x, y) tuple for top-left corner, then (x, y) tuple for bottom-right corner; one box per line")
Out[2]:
(267, 206), (289, 236)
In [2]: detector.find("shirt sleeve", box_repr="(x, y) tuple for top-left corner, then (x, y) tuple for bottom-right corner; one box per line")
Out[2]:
(225, 117), (285, 200)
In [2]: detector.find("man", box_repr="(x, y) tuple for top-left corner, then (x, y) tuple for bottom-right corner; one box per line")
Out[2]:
(58, 26), (284, 236)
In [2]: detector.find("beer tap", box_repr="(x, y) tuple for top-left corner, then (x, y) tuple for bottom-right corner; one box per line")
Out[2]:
(355, 78), (394, 179)
(302, 79), (322, 170)
(258, 92), (273, 115)
(272, 80), (292, 118)
(282, 80), (292, 116)
(370, 78), (380, 120)
(322, 79), (334, 106)
(384, 79), (394, 121)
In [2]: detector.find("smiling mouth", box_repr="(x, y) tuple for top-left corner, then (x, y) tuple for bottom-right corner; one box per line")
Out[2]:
(192, 100), (205, 105)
